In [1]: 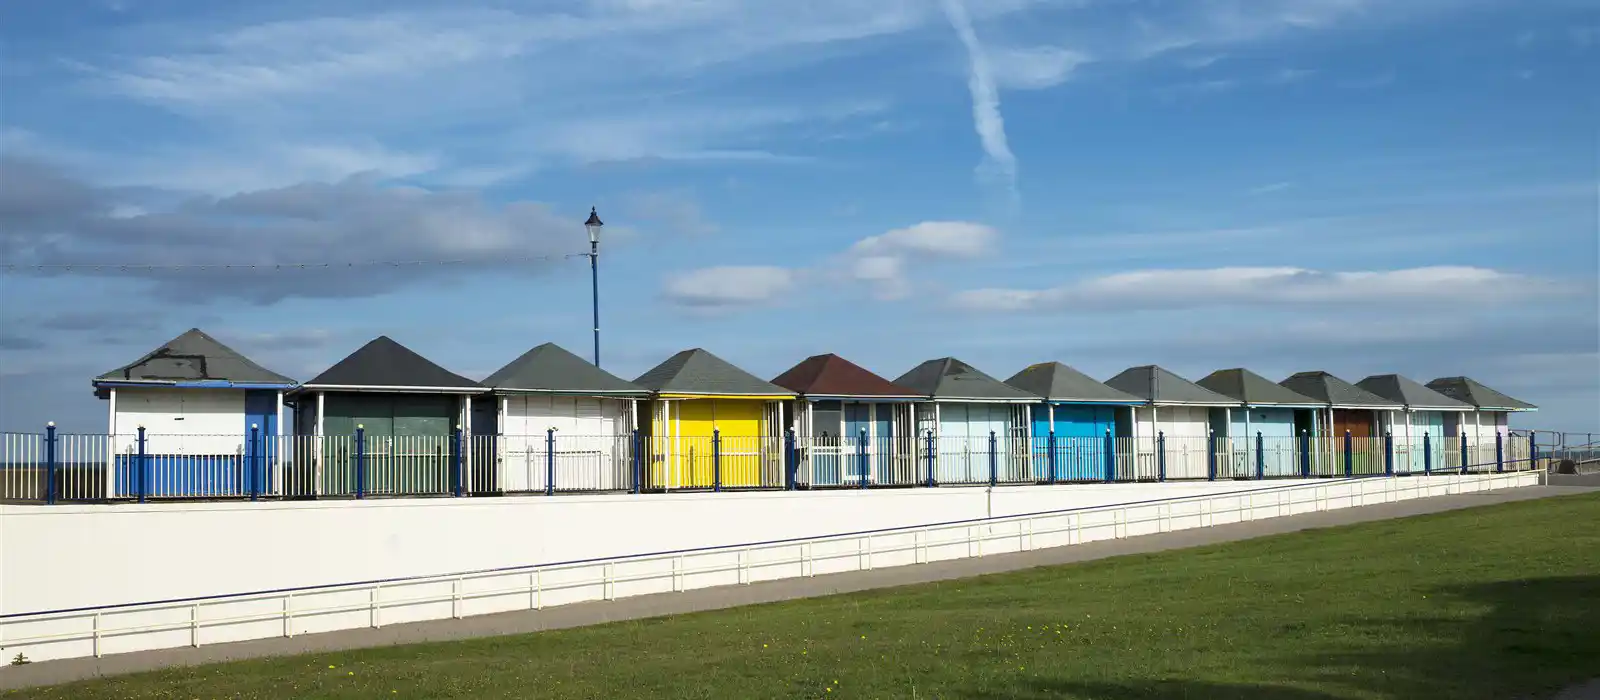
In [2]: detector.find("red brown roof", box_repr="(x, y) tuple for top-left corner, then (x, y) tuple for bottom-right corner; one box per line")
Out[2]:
(770, 354), (921, 398)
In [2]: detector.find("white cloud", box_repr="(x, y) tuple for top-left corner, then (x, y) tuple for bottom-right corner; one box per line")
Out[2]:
(989, 46), (1091, 90)
(848, 220), (999, 299)
(850, 220), (999, 258)
(940, 0), (1019, 207)
(660, 265), (799, 308)
(661, 220), (999, 307)
(953, 266), (1571, 312)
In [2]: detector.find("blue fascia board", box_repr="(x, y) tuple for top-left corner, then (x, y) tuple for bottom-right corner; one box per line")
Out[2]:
(1042, 400), (1145, 406)
(93, 380), (296, 390)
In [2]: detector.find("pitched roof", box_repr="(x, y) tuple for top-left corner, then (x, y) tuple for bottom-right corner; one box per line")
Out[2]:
(1279, 371), (1400, 408)
(1356, 374), (1474, 410)
(770, 354), (920, 398)
(481, 343), (646, 395)
(1104, 365), (1239, 406)
(632, 348), (794, 396)
(95, 328), (295, 386)
(892, 357), (1037, 401)
(1425, 376), (1537, 411)
(302, 336), (480, 391)
(1004, 362), (1142, 404)
(1197, 368), (1324, 407)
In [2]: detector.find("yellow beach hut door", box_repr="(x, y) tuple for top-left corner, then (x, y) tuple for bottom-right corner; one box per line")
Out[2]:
(674, 399), (765, 488)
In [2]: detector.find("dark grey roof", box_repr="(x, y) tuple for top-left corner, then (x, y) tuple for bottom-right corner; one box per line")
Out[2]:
(482, 343), (647, 395)
(1198, 368), (1325, 407)
(1356, 374), (1473, 410)
(1425, 377), (1537, 411)
(95, 328), (295, 386)
(302, 336), (480, 391)
(1104, 366), (1239, 406)
(632, 348), (794, 396)
(1279, 371), (1401, 408)
(1005, 362), (1142, 404)
(893, 357), (1037, 401)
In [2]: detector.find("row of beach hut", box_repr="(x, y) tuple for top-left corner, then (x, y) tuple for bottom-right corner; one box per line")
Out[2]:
(85, 329), (1536, 496)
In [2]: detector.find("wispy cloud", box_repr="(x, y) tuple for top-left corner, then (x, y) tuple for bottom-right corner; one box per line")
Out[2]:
(940, 0), (1019, 210)
(1248, 181), (1294, 195)
(952, 266), (1575, 313)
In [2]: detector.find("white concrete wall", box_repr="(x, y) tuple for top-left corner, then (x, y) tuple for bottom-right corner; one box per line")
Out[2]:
(0, 472), (1541, 663)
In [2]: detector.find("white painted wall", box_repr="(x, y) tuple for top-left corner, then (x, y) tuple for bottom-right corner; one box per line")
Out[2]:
(0, 472), (1539, 663)
(1132, 406), (1214, 479)
(111, 388), (247, 456)
(497, 395), (634, 492)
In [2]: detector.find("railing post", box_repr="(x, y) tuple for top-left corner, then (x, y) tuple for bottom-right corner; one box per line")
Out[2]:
(1102, 428), (1114, 483)
(1157, 431), (1167, 482)
(925, 429), (936, 488)
(1460, 433), (1469, 474)
(1207, 430), (1217, 481)
(249, 423), (261, 502)
(1343, 430), (1353, 478)
(860, 428), (871, 489)
(784, 429), (797, 490)
(631, 429), (643, 494)
(1383, 431), (1394, 477)
(988, 430), (998, 487)
(451, 426), (465, 497)
(545, 428), (556, 496)
(355, 426), (366, 499)
(44, 422), (58, 505)
(137, 425), (148, 503)
(1047, 430), (1057, 484)
(1423, 432), (1432, 474)
(1299, 430), (1310, 478)
(713, 429), (722, 493)
(1495, 432), (1504, 473)
(1256, 431), (1266, 480)
(1528, 433), (1537, 473)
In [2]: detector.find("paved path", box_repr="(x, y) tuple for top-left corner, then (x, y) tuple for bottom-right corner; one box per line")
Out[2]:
(3, 483), (1595, 690)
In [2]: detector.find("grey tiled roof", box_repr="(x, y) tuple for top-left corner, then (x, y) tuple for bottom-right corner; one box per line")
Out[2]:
(1279, 371), (1402, 409)
(632, 348), (794, 396)
(482, 343), (647, 395)
(893, 357), (1039, 401)
(303, 336), (480, 390)
(1425, 376), (1537, 411)
(1198, 368), (1324, 406)
(1104, 365), (1239, 406)
(1356, 374), (1474, 410)
(1005, 362), (1142, 403)
(95, 328), (295, 386)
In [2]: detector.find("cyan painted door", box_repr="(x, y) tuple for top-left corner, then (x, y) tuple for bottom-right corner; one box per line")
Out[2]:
(1228, 407), (1297, 477)
(243, 390), (277, 492)
(1032, 404), (1116, 481)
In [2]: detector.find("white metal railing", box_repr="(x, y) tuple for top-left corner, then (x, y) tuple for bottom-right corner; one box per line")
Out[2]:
(2, 431), (1543, 503)
(0, 470), (1541, 662)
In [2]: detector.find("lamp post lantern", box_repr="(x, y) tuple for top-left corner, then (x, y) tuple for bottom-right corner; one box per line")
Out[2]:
(584, 206), (603, 367)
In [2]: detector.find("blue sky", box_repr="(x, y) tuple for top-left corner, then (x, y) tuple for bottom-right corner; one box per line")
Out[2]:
(1, 0), (1596, 433)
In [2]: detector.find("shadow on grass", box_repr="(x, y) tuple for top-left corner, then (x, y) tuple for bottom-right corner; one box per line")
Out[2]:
(964, 575), (1600, 700)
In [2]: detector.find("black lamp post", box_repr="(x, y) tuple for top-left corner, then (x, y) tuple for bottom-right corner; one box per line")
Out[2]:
(584, 207), (603, 367)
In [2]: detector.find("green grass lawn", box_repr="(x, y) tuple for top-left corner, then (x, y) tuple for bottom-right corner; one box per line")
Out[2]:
(13, 493), (1600, 700)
